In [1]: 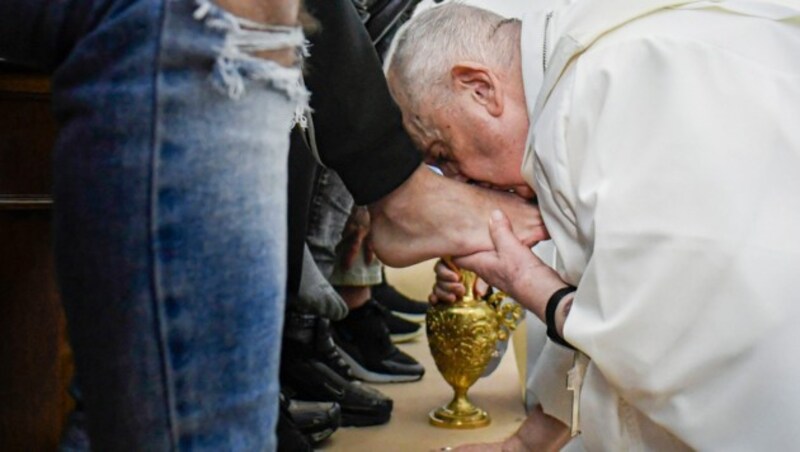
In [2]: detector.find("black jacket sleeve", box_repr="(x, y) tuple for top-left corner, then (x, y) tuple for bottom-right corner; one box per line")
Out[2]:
(302, 0), (422, 206)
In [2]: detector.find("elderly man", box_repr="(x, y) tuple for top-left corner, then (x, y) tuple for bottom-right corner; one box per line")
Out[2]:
(386, 1), (800, 450)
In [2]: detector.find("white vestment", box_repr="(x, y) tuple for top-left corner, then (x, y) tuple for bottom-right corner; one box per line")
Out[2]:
(520, 0), (800, 450)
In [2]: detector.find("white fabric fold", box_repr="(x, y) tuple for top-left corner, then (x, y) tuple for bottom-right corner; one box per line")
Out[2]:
(521, 0), (800, 449)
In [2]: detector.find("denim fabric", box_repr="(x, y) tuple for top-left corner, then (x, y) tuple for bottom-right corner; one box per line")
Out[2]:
(305, 166), (382, 288)
(1, 0), (305, 449)
(294, 244), (349, 321)
(329, 246), (382, 287)
(305, 167), (355, 279)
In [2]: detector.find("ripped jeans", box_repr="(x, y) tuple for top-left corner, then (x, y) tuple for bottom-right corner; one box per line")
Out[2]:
(1, 0), (306, 449)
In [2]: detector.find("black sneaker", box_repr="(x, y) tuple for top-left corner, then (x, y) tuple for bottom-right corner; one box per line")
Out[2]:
(281, 312), (394, 426)
(373, 280), (429, 323)
(287, 397), (341, 444)
(313, 317), (355, 380)
(374, 298), (423, 343)
(277, 395), (313, 452)
(283, 311), (354, 380)
(332, 299), (425, 383)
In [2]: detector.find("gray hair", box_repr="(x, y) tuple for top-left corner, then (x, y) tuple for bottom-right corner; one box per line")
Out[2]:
(384, 2), (520, 110)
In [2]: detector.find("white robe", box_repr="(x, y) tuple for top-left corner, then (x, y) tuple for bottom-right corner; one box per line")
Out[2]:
(520, 1), (800, 450)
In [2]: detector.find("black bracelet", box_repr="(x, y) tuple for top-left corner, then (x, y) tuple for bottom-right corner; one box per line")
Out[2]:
(545, 285), (577, 350)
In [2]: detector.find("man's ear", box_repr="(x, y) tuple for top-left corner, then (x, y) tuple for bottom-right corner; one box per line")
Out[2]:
(451, 62), (503, 117)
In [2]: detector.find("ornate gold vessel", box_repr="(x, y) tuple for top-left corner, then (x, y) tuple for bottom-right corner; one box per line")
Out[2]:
(426, 268), (522, 429)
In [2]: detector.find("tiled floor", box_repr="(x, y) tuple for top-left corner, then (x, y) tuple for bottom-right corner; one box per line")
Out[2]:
(318, 261), (528, 452)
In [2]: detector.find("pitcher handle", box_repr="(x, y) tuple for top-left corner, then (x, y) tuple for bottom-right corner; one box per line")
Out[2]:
(486, 291), (523, 342)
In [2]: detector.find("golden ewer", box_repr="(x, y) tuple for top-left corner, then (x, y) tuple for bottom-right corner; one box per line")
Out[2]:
(426, 267), (523, 429)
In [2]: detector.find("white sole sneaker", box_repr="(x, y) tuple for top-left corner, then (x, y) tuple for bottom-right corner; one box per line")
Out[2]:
(390, 329), (423, 344)
(391, 310), (426, 324)
(335, 345), (423, 383)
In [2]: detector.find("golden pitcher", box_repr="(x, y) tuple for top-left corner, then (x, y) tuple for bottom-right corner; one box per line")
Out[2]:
(426, 267), (522, 429)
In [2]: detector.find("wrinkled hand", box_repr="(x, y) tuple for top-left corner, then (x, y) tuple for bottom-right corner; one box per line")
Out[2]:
(431, 442), (504, 452)
(338, 205), (375, 270)
(453, 210), (542, 299)
(432, 434), (528, 452)
(434, 405), (571, 452)
(429, 259), (489, 305)
(453, 210), (565, 317)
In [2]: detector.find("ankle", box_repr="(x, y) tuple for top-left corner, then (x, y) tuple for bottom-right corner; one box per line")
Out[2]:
(336, 286), (372, 309)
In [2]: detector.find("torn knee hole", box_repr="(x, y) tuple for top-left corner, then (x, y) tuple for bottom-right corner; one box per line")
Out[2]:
(193, 0), (310, 102)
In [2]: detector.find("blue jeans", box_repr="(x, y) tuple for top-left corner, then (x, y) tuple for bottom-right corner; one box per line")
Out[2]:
(1, 0), (306, 449)
(306, 167), (355, 280)
(306, 167), (382, 286)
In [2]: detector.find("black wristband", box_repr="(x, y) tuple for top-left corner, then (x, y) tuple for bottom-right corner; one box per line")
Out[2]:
(545, 286), (577, 350)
